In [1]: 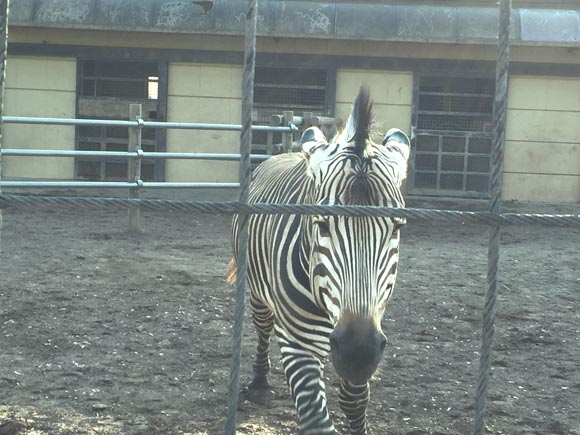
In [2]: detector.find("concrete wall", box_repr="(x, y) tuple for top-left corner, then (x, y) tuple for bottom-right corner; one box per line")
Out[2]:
(3, 56), (76, 179)
(165, 63), (242, 182)
(504, 75), (580, 202)
(11, 27), (580, 66)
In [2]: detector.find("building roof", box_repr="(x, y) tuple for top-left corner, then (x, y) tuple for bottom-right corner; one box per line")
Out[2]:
(9, 0), (580, 46)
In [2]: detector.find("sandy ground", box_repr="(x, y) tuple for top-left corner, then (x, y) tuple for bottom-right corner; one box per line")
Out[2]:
(0, 196), (579, 435)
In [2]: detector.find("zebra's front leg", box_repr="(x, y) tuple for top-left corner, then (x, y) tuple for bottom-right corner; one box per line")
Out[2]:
(277, 332), (335, 435)
(339, 379), (370, 435)
(245, 297), (275, 404)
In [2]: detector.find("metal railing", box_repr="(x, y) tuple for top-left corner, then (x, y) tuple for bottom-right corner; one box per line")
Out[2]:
(0, 109), (299, 231)
(1, 115), (299, 131)
(0, 108), (343, 232)
(0, 149), (272, 161)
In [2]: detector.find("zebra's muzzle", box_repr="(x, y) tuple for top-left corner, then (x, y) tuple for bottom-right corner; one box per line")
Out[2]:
(329, 322), (387, 384)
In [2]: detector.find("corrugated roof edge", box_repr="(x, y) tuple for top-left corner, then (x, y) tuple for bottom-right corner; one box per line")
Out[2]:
(8, 0), (580, 46)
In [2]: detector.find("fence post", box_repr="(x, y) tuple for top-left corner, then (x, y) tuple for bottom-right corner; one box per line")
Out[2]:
(128, 104), (142, 233)
(282, 110), (293, 152)
(303, 111), (313, 129)
(0, 0), (9, 255)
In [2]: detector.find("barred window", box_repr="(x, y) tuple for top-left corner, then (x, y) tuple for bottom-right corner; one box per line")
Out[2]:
(253, 66), (328, 156)
(76, 60), (162, 181)
(80, 60), (159, 100)
(411, 76), (494, 196)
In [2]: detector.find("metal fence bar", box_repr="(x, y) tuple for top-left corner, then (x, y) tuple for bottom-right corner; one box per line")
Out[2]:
(1, 115), (298, 132)
(0, 0), (8, 256)
(128, 104), (142, 233)
(0, 181), (240, 189)
(1, 149), (272, 161)
(474, 1), (511, 434)
(226, 0), (257, 432)
(143, 182), (239, 189)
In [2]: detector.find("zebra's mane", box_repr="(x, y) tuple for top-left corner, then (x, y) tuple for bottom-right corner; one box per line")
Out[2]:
(342, 86), (373, 157)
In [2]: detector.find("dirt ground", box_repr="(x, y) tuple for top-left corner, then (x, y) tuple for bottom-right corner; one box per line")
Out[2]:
(0, 195), (579, 435)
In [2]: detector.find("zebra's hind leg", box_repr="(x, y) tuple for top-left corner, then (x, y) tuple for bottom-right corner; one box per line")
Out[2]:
(339, 379), (370, 435)
(244, 297), (275, 404)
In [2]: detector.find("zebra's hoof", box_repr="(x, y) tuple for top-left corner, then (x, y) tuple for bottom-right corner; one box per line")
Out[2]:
(241, 383), (276, 406)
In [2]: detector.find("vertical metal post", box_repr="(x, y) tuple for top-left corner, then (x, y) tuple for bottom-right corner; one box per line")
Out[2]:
(225, 0), (257, 433)
(267, 131), (273, 155)
(128, 104), (142, 233)
(303, 111), (313, 128)
(0, 0), (9, 255)
(474, 1), (511, 434)
(282, 110), (293, 152)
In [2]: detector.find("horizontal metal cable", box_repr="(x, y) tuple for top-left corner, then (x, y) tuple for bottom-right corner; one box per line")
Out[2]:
(1, 115), (299, 132)
(1, 194), (578, 227)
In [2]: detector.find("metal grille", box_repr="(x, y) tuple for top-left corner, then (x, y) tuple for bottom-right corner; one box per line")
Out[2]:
(76, 60), (162, 180)
(417, 114), (491, 132)
(411, 76), (494, 197)
(76, 122), (157, 181)
(253, 67), (327, 156)
(80, 61), (159, 100)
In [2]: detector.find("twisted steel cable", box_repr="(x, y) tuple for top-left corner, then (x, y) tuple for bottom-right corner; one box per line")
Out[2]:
(474, 1), (512, 434)
(0, 0), (10, 255)
(1, 195), (579, 227)
(225, 0), (257, 433)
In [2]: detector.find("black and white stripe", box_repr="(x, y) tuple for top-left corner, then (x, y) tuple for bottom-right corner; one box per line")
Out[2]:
(231, 86), (410, 434)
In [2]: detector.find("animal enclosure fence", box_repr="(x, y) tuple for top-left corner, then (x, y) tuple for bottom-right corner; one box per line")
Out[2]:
(1, 1), (580, 435)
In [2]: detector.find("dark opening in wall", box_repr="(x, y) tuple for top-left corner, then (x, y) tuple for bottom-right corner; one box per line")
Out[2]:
(76, 60), (163, 181)
(252, 66), (328, 156)
(411, 76), (494, 197)
(80, 61), (159, 100)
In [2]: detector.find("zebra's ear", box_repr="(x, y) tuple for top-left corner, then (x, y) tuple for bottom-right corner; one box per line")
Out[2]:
(382, 128), (411, 185)
(300, 127), (328, 156)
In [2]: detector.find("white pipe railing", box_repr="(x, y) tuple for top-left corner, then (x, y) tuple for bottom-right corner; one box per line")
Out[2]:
(0, 112), (298, 231)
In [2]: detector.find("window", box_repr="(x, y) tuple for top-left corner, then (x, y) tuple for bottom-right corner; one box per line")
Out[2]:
(253, 66), (328, 155)
(411, 76), (494, 196)
(80, 61), (158, 100)
(76, 60), (163, 181)
(76, 122), (157, 181)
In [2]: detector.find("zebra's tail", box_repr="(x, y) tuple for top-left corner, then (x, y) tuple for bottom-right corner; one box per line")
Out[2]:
(225, 258), (237, 285)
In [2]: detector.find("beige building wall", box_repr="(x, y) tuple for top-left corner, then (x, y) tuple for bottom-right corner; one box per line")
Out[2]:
(3, 56), (76, 179)
(165, 63), (242, 182)
(504, 75), (580, 202)
(335, 69), (413, 142)
(335, 69), (413, 193)
(6, 28), (580, 202)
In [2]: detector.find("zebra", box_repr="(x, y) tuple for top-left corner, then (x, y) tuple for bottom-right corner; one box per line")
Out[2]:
(228, 86), (410, 434)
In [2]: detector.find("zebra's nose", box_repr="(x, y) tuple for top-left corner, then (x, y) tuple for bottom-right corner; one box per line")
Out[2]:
(329, 323), (387, 384)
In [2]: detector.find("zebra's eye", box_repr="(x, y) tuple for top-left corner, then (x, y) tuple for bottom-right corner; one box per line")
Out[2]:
(314, 218), (331, 237)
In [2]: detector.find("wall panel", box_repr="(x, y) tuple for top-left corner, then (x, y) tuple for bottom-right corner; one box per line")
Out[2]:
(336, 69), (413, 142)
(504, 75), (580, 202)
(3, 56), (76, 179)
(166, 63), (242, 182)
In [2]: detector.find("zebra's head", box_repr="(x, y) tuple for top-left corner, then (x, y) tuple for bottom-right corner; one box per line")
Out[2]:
(301, 86), (410, 385)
